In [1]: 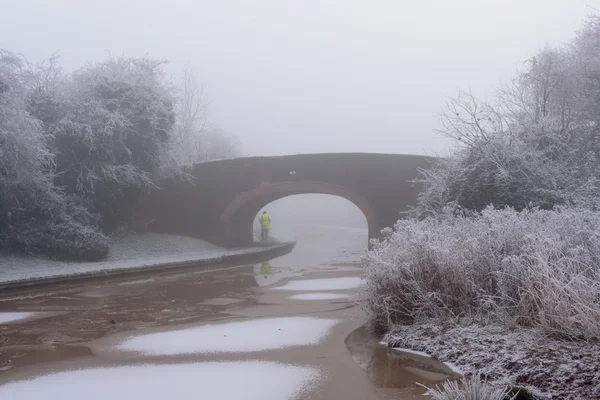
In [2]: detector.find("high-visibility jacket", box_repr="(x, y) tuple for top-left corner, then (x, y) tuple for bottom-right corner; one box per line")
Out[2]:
(259, 213), (272, 229)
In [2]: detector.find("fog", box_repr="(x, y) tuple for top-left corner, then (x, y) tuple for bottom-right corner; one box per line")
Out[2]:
(255, 195), (367, 241)
(1, 0), (596, 157)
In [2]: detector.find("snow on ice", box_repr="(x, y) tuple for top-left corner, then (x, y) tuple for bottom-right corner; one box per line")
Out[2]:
(0, 312), (36, 324)
(288, 293), (350, 300)
(0, 361), (319, 400)
(272, 277), (364, 291)
(117, 317), (337, 355)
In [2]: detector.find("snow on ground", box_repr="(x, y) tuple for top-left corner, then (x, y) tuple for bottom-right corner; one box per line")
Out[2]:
(104, 233), (224, 261)
(384, 322), (600, 399)
(272, 277), (364, 291)
(0, 361), (319, 400)
(117, 317), (337, 356)
(0, 233), (287, 285)
(288, 293), (350, 300)
(0, 312), (35, 324)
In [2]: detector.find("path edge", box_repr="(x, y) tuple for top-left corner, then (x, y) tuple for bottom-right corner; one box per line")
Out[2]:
(0, 242), (295, 291)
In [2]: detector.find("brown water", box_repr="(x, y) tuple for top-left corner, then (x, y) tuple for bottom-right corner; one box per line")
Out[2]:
(345, 326), (459, 399)
(0, 223), (455, 399)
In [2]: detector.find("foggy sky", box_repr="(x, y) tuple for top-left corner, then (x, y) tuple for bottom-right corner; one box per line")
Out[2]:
(1, 0), (596, 157)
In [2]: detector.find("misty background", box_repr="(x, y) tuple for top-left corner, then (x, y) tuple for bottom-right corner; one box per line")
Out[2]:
(254, 195), (367, 241)
(1, 0), (595, 157)
(3, 1), (600, 261)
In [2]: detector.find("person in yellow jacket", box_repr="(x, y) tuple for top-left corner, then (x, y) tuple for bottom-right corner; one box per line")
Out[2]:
(259, 211), (272, 241)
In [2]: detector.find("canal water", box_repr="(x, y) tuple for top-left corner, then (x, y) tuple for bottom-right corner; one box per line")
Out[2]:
(0, 196), (455, 399)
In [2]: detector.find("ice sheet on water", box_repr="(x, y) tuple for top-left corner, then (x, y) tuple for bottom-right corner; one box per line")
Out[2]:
(0, 292), (56, 302)
(0, 312), (35, 324)
(202, 297), (244, 306)
(0, 361), (319, 400)
(288, 293), (350, 300)
(389, 346), (433, 359)
(117, 317), (337, 355)
(118, 278), (155, 286)
(272, 277), (364, 291)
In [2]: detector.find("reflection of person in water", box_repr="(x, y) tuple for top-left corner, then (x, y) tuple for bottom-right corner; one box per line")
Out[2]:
(260, 261), (272, 279)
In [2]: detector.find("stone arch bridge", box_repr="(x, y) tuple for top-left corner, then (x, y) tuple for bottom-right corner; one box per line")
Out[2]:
(133, 153), (433, 247)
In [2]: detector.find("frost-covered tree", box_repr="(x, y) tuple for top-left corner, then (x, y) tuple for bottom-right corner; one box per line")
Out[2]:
(0, 49), (108, 260)
(159, 67), (240, 179)
(51, 56), (176, 227)
(26, 52), (66, 128)
(195, 128), (240, 162)
(1, 49), (240, 260)
(415, 16), (600, 215)
(0, 50), (51, 196)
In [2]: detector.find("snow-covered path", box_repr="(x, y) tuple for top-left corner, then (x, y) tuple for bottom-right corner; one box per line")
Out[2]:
(0, 233), (292, 288)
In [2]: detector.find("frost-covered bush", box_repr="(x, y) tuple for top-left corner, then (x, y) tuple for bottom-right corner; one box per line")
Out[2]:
(8, 192), (109, 261)
(423, 375), (512, 400)
(32, 218), (109, 261)
(361, 207), (600, 340)
(416, 137), (568, 217)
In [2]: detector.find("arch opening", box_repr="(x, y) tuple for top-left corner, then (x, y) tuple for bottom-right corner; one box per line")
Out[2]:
(219, 181), (382, 247)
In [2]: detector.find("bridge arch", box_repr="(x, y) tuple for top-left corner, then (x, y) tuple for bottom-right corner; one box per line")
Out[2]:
(219, 181), (382, 246)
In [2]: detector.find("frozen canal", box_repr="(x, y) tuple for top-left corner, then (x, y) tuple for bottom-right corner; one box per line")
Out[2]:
(0, 213), (455, 399)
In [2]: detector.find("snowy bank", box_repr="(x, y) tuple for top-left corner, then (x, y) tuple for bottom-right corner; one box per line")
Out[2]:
(384, 322), (600, 399)
(0, 233), (294, 289)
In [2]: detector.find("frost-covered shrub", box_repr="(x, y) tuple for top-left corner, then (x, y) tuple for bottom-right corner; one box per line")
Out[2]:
(13, 194), (109, 261)
(33, 220), (109, 261)
(2, 181), (109, 261)
(15, 214), (109, 261)
(361, 207), (600, 340)
(504, 385), (538, 400)
(416, 137), (569, 217)
(423, 376), (512, 400)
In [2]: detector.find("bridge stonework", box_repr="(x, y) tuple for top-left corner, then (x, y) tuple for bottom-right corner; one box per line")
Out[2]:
(133, 153), (433, 247)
